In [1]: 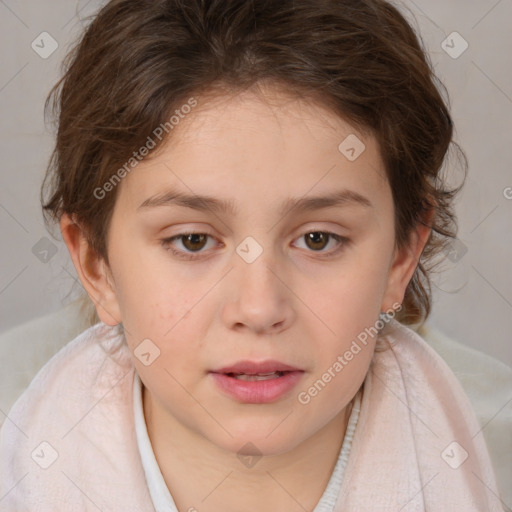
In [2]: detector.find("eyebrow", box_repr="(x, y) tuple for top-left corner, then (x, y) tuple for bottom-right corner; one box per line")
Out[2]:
(138, 188), (373, 217)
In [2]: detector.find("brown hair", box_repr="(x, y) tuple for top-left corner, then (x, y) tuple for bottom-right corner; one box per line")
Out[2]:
(41, 0), (467, 327)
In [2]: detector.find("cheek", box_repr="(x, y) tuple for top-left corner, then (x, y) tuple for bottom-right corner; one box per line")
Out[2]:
(300, 279), (380, 413)
(303, 253), (389, 382)
(126, 313), (205, 401)
(110, 252), (216, 375)
(316, 260), (388, 328)
(295, 335), (373, 426)
(109, 245), (188, 330)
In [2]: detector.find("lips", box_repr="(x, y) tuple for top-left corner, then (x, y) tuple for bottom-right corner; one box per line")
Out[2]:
(209, 360), (305, 403)
(211, 360), (303, 375)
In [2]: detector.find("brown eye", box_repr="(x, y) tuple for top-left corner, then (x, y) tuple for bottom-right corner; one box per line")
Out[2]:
(304, 231), (329, 251)
(304, 232), (330, 251)
(293, 230), (348, 257)
(180, 233), (208, 252)
(161, 232), (217, 260)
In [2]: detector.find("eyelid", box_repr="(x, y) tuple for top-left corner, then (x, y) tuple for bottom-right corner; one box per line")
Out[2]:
(161, 231), (220, 260)
(161, 226), (349, 261)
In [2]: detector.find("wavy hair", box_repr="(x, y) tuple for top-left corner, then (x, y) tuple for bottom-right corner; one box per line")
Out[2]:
(41, 0), (467, 327)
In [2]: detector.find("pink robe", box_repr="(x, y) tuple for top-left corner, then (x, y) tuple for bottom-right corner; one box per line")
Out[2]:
(0, 319), (505, 510)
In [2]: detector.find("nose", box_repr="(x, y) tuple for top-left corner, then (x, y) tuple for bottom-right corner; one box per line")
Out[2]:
(222, 248), (295, 336)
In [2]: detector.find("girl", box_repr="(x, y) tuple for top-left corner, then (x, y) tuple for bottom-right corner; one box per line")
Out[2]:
(0, 0), (505, 510)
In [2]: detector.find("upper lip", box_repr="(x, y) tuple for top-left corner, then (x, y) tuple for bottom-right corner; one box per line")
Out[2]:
(211, 360), (303, 375)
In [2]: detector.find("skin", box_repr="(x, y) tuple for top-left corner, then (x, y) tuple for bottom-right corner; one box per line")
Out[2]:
(61, 83), (432, 512)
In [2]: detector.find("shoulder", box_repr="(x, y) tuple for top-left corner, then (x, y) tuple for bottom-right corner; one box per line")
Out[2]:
(3, 322), (133, 421)
(416, 321), (512, 399)
(0, 323), (139, 506)
(372, 318), (457, 381)
(370, 318), (486, 425)
(0, 299), (95, 425)
(339, 325), (506, 509)
(369, 319), (500, 475)
(379, 319), (512, 415)
(1, 321), (134, 433)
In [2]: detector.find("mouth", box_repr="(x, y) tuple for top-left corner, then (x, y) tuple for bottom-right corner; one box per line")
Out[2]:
(211, 359), (303, 376)
(223, 371), (289, 381)
(209, 360), (305, 403)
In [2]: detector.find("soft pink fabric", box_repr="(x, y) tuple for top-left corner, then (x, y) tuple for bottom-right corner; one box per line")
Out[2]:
(336, 320), (505, 511)
(0, 319), (505, 511)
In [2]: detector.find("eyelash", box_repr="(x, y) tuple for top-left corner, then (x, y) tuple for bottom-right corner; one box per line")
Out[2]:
(161, 230), (350, 261)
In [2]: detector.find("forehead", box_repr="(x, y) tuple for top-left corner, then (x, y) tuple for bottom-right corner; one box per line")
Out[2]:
(171, 85), (375, 159)
(116, 84), (390, 214)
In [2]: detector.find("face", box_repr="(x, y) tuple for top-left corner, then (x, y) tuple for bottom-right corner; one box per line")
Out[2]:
(71, 84), (417, 457)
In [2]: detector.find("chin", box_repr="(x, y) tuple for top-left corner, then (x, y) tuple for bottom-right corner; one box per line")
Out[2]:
(208, 426), (304, 459)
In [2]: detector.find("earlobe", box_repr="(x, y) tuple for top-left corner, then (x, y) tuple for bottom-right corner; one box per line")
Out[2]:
(60, 214), (122, 326)
(380, 207), (434, 312)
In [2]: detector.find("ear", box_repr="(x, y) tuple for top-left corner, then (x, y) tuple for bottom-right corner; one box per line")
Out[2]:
(60, 213), (122, 326)
(380, 206), (435, 312)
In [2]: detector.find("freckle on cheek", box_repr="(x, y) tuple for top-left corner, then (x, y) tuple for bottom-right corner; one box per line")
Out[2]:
(157, 308), (175, 324)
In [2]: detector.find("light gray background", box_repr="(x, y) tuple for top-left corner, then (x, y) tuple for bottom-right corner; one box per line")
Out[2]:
(0, 0), (511, 366)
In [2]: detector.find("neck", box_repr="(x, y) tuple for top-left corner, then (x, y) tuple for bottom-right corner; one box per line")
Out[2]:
(143, 384), (355, 512)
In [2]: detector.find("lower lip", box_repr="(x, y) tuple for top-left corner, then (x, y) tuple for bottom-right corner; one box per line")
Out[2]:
(209, 371), (304, 404)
